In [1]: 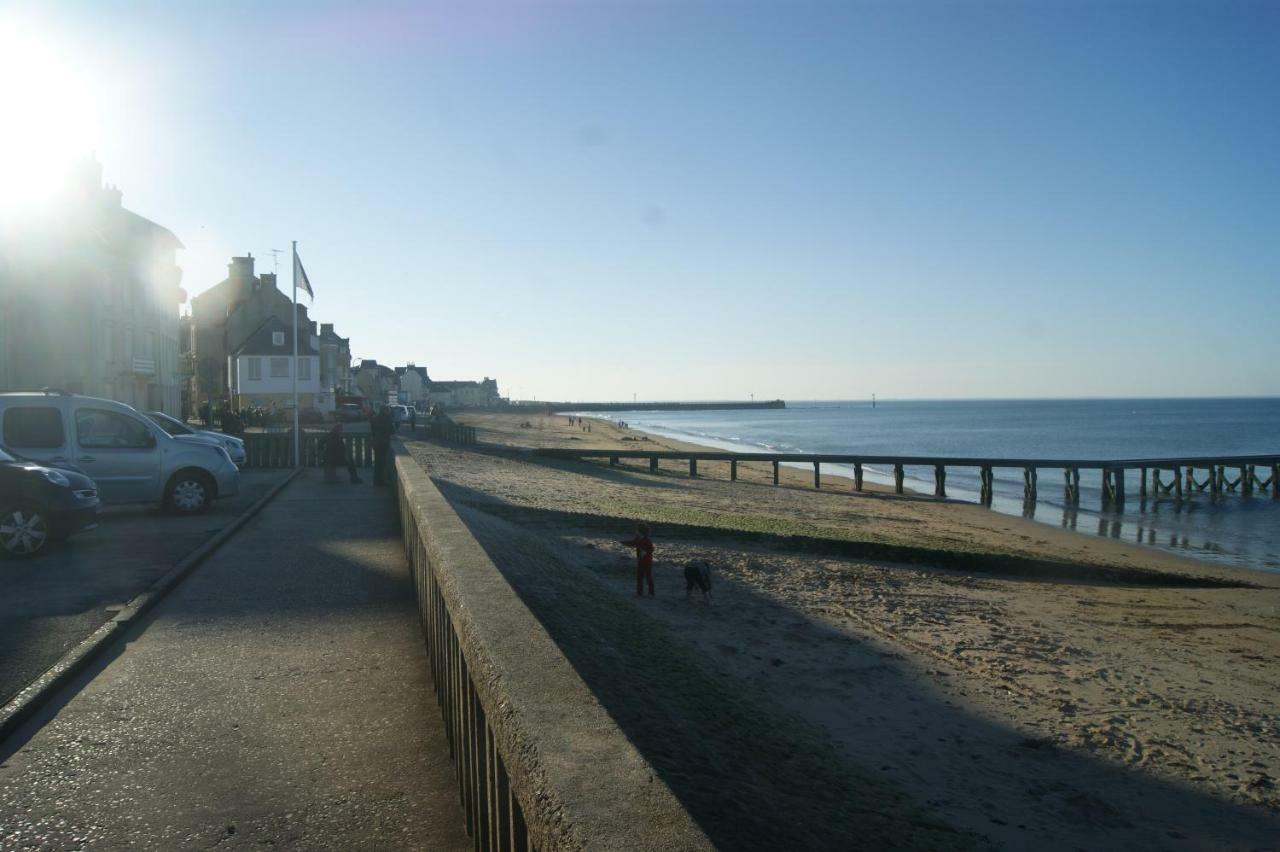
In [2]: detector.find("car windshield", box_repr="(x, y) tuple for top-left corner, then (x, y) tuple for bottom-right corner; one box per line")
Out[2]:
(146, 412), (190, 436)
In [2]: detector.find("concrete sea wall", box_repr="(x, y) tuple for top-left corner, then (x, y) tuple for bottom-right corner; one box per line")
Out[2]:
(393, 444), (713, 851)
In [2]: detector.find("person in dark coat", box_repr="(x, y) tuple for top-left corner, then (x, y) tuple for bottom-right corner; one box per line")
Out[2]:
(371, 406), (395, 485)
(619, 522), (655, 597)
(323, 423), (362, 484)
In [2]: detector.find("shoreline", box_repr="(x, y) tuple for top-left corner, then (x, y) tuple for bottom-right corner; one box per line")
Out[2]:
(578, 412), (1280, 579)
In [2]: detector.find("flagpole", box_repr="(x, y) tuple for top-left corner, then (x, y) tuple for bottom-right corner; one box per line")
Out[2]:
(292, 240), (300, 468)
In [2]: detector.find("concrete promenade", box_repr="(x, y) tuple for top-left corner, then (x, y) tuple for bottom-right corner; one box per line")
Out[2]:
(0, 473), (469, 850)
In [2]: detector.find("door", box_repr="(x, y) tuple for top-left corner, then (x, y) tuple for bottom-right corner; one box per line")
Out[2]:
(72, 407), (161, 503)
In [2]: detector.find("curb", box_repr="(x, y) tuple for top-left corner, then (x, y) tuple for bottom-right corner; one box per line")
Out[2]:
(0, 467), (304, 745)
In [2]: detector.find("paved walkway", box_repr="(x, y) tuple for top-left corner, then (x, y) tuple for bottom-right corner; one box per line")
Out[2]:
(0, 473), (469, 851)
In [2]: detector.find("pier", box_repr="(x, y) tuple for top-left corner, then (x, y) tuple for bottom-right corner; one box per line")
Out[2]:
(531, 448), (1280, 509)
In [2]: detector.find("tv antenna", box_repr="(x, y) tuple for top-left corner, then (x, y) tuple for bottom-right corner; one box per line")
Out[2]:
(268, 248), (284, 277)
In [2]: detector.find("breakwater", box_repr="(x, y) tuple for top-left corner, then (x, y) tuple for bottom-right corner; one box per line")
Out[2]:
(552, 399), (785, 413)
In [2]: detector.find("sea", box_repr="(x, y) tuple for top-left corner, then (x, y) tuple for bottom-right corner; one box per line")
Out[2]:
(584, 399), (1280, 574)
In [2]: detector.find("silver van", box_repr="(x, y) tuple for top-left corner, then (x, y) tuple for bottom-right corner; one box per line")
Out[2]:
(0, 391), (240, 513)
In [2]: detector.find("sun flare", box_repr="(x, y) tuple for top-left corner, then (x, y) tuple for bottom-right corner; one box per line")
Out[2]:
(0, 19), (100, 214)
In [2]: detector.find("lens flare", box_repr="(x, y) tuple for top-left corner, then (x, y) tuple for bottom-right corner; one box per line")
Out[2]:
(0, 18), (99, 215)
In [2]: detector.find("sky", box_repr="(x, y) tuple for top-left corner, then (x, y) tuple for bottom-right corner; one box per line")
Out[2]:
(1, 0), (1278, 401)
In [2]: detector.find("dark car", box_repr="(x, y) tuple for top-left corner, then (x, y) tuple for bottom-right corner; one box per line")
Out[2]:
(0, 445), (101, 558)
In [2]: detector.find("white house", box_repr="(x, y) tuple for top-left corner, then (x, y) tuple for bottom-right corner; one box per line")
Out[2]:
(228, 317), (322, 412)
(395, 364), (430, 408)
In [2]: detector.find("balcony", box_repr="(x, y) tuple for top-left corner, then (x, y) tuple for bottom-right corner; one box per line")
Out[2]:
(129, 356), (156, 375)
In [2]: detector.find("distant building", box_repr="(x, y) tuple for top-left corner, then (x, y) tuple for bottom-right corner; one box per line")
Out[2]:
(190, 254), (313, 409)
(352, 359), (396, 403)
(227, 317), (321, 411)
(0, 158), (185, 415)
(395, 364), (430, 407)
(319, 323), (353, 400)
(428, 377), (500, 408)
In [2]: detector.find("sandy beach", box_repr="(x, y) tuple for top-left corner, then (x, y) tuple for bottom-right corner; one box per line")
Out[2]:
(410, 412), (1280, 850)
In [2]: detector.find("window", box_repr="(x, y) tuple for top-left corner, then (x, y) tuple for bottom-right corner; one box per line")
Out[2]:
(270, 357), (289, 378)
(2, 406), (65, 449)
(272, 331), (285, 347)
(75, 408), (154, 449)
(298, 358), (311, 380)
(247, 357), (262, 380)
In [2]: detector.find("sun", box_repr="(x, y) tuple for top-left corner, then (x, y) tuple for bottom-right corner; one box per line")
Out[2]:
(0, 18), (100, 215)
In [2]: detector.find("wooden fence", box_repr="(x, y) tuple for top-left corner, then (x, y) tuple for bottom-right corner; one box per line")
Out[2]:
(242, 433), (376, 469)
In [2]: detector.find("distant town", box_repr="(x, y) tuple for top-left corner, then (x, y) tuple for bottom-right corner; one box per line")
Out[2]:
(0, 158), (502, 424)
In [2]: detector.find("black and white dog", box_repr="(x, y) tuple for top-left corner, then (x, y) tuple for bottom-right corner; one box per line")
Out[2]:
(683, 560), (713, 604)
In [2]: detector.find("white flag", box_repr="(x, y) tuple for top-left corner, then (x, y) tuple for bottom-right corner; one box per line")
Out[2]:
(294, 251), (314, 299)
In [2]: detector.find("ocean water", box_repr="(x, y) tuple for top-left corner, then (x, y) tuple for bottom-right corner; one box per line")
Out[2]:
(586, 399), (1280, 573)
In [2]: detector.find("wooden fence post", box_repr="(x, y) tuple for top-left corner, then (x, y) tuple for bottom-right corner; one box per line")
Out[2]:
(934, 464), (946, 498)
(814, 462), (821, 489)
(1173, 466), (1183, 500)
(893, 464), (904, 495)
(689, 459), (698, 478)
(1114, 468), (1125, 505)
(854, 463), (863, 492)
(649, 457), (658, 472)
(730, 459), (737, 481)
(1023, 466), (1037, 502)
(772, 460), (780, 485)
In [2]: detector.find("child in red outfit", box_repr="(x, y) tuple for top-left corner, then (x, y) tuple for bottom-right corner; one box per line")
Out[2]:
(620, 523), (655, 596)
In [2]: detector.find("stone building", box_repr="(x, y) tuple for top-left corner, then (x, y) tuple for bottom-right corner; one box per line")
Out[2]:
(190, 254), (312, 412)
(319, 323), (353, 398)
(227, 317), (321, 411)
(427, 377), (500, 408)
(0, 159), (185, 414)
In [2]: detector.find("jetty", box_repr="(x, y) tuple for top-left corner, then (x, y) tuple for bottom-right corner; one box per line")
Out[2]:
(543, 399), (785, 413)
(529, 447), (1280, 509)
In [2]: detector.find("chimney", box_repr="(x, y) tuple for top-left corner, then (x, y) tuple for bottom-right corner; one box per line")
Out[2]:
(321, 323), (334, 336)
(228, 255), (255, 284)
(260, 272), (276, 291)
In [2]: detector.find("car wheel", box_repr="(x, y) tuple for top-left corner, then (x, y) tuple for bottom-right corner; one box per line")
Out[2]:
(0, 504), (51, 558)
(166, 471), (214, 514)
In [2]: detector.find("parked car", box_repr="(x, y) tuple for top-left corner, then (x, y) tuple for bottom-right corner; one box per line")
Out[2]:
(0, 444), (101, 558)
(336, 403), (365, 422)
(0, 391), (240, 514)
(144, 410), (247, 467)
(390, 405), (411, 426)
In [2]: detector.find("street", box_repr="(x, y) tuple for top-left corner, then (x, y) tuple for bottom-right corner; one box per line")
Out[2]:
(0, 470), (290, 706)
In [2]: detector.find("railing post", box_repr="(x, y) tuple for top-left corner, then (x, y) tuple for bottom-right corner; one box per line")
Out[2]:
(814, 462), (821, 489)
(773, 460), (780, 485)
(1173, 466), (1183, 500)
(1023, 466), (1037, 502)
(1242, 465), (1252, 496)
(893, 464), (904, 494)
(854, 463), (863, 492)
(933, 464), (946, 498)
(730, 459), (738, 481)
(689, 458), (698, 478)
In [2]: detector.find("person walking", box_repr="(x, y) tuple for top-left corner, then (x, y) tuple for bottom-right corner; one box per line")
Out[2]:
(409, 406), (417, 431)
(620, 522), (655, 597)
(322, 423), (362, 484)
(371, 405), (395, 486)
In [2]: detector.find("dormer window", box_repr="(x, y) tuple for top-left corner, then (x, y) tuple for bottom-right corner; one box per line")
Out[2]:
(272, 331), (285, 346)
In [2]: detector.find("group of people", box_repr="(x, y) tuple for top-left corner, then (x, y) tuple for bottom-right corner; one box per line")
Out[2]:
(619, 523), (713, 604)
(322, 405), (397, 486)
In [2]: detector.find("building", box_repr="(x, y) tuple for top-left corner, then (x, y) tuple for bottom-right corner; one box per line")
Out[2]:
(427, 377), (500, 408)
(227, 317), (321, 411)
(0, 159), (185, 414)
(190, 254), (313, 410)
(319, 323), (353, 398)
(352, 359), (396, 403)
(394, 364), (430, 407)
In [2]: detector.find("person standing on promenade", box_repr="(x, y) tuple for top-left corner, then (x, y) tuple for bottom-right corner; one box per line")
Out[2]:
(620, 523), (655, 597)
(371, 405), (395, 486)
(322, 423), (362, 484)
(409, 406), (417, 431)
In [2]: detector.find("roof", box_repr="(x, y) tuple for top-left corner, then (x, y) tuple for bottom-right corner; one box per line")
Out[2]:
(395, 365), (430, 381)
(232, 316), (318, 357)
(429, 380), (486, 390)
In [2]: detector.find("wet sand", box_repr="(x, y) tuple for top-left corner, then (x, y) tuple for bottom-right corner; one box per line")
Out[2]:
(413, 412), (1280, 850)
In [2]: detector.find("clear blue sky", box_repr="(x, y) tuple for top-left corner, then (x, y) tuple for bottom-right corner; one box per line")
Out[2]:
(7, 0), (1279, 400)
